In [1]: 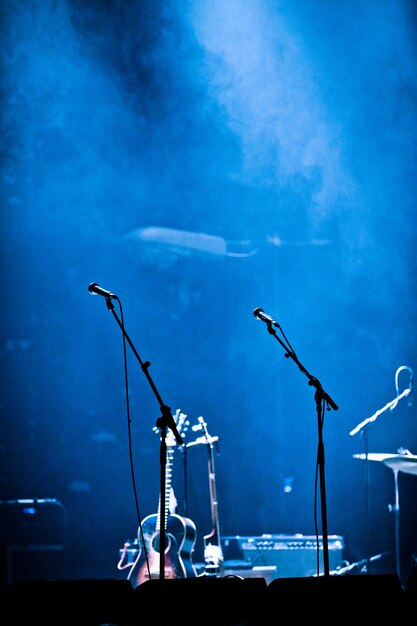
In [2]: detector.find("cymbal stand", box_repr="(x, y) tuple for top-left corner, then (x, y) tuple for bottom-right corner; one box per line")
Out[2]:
(389, 468), (401, 581)
(349, 374), (412, 583)
(352, 425), (372, 567)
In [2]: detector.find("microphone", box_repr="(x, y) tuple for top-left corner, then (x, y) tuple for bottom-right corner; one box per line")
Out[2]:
(253, 307), (278, 326)
(88, 282), (118, 299)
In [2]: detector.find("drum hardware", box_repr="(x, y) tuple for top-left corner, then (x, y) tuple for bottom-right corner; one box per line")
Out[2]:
(350, 365), (414, 584)
(353, 448), (417, 583)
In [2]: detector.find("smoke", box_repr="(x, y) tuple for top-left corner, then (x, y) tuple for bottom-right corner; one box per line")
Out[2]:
(1, 0), (417, 579)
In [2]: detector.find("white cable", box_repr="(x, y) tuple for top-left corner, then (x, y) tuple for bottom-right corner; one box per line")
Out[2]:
(391, 365), (413, 411)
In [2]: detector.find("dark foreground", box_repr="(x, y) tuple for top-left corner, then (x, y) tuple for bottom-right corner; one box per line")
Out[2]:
(2, 570), (416, 626)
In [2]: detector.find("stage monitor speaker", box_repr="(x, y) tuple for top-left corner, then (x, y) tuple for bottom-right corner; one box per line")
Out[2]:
(133, 577), (268, 626)
(266, 574), (406, 621)
(1, 578), (134, 626)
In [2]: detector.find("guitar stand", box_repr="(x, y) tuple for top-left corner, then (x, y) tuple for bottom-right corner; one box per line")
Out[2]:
(186, 417), (225, 578)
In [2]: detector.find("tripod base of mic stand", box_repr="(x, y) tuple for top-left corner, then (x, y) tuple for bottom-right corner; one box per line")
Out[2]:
(312, 551), (390, 577)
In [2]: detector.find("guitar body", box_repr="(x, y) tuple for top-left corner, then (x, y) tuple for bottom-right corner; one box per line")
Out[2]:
(135, 511), (198, 587)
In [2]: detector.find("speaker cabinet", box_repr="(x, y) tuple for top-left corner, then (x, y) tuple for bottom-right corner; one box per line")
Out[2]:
(221, 534), (344, 579)
(2, 545), (65, 586)
(0, 499), (67, 585)
(0, 499), (66, 545)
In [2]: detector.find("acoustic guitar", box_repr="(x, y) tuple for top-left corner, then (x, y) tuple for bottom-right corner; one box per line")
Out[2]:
(134, 409), (198, 586)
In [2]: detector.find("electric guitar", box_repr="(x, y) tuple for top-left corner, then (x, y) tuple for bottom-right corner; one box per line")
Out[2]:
(134, 409), (198, 586)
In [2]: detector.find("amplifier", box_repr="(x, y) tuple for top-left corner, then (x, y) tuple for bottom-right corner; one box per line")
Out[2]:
(0, 499), (67, 585)
(221, 534), (345, 579)
(0, 498), (67, 546)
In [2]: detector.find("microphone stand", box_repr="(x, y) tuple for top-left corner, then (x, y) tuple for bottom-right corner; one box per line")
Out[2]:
(103, 296), (183, 581)
(256, 315), (338, 577)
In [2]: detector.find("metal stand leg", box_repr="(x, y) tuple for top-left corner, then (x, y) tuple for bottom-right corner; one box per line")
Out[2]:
(391, 469), (401, 582)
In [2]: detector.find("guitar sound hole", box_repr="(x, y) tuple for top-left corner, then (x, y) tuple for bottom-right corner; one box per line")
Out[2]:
(152, 533), (171, 554)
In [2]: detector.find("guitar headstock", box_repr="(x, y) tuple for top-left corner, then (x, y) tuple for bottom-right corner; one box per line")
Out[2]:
(187, 416), (219, 449)
(153, 408), (189, 447)
(168, 408), (189, 446)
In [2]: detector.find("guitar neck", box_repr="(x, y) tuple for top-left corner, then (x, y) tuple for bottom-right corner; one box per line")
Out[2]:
(202, 428), (224, 571)
(157, 444), (176, 532)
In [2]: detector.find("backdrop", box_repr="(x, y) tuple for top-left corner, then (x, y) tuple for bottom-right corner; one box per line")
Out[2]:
(1, 0), (416, 587)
